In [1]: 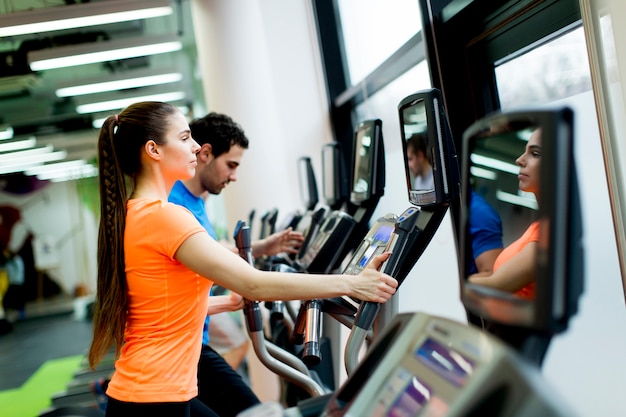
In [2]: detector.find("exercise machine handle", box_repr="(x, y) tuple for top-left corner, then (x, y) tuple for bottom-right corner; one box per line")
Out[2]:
(234, 220), (327, 398)
(345, 207), (421, 375)
(301, 299), (323, 367)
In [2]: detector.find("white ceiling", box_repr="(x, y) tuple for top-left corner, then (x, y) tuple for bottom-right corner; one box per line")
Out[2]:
(0, 0), (200, 168)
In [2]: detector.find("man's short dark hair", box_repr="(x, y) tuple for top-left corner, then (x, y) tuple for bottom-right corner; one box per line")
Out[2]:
(189, 112), (249, 158)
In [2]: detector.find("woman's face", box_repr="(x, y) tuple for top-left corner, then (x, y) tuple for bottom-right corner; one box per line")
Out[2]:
(516, 128), (542, 194)
(160, 111), (201, 181)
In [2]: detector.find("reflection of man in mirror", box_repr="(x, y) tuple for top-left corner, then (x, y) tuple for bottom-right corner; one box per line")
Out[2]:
(469, 128), (541, 299)
(406, 133), (434, 191)
(467, 189), (503, 276)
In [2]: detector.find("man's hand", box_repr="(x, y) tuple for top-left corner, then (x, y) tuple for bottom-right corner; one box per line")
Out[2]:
(255, 227), (305, 257)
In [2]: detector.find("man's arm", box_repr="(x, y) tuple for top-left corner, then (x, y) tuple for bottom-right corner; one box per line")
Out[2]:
(474, 247), (503, 274)
(218, 228), (304, 258)
(207, 293), (244, 315)
(252, 227), (305, 258)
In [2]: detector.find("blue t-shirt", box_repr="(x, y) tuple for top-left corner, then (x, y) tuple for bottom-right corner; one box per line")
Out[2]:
(169, 180), (216, 345)
(468, 190), (503, 275)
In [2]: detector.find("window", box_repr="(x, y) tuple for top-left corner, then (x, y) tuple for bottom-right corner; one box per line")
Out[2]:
(337, 0), (423, 85)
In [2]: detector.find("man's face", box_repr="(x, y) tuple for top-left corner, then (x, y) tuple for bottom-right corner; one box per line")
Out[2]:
(407, 148), (425, 177)
(199, 144), (246, 195)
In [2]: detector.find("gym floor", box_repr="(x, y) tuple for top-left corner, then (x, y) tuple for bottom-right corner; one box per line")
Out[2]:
(0, 296), (93, 391)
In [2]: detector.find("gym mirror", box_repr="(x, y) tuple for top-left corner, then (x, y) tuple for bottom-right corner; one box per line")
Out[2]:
(398, 89), (455, 207)
(460, 108), (583, 335)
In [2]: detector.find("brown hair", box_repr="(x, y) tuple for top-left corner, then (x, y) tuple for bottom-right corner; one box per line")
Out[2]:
(88, 101), (178, 369)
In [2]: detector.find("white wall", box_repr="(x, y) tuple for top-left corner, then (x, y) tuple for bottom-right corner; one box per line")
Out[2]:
(540, 92), (626, 417)
(190, 0), (333, 241)
(190, 0), (335, 401)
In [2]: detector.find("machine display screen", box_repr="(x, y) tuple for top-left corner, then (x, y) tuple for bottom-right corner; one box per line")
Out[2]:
(369, 366), (432, 417)
(357, 224), (394, 267)
(415, 338), (474, 387)
(353, 127), (374, 195)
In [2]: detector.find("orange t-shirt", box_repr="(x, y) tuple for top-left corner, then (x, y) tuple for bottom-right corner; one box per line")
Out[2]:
(493, 221), (540, 299)
(106, 198), (212, 403)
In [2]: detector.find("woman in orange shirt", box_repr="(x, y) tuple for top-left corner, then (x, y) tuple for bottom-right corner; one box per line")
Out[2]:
(468, 128), (542, 299)
(88, 101), (398, 417)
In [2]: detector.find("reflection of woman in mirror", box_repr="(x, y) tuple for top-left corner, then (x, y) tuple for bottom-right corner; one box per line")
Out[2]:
(406, 133), (434, 191)
(468, 128), (541, 299)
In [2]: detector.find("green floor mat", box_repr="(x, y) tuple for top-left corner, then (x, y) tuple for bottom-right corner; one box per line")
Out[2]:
(0, 354), (83, 417)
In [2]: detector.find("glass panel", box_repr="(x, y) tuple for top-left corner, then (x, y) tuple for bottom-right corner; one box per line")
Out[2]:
(495, 27), (592, 109)
(489, 24), (621, 337)
(354, 61), (431, 146)
(353, 62), (431, 216)
(337, 0), (423, 84)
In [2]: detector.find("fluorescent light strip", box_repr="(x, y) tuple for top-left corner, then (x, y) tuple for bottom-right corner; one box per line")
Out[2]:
(77, 91), (186, 114)
(25, 159), (87, 176)
(49, 170), (98, 183)
(0, 145), (53, 162)
(0, 127), (14, 140)
(91, 105), (190, 128)
(30, 41), (182, 71)
(38, 164), (97, 181)
(496, 189), (538, 210)
(0, 137), (36, 153)
(0, 151), (68, 175)
(470, 166), (497, 180)
(470, 153), (519, 175)
(0, 0), (173, 38)
(56, 72), (183, 97)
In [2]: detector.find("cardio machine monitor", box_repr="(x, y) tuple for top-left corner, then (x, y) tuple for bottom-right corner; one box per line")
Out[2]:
(343, 216), (397, 275)
(351, 119), (385, 205)
(321, 312), (575, 417)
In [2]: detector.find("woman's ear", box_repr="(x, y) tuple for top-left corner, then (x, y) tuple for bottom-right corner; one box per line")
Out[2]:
(144, 140), (161, 161)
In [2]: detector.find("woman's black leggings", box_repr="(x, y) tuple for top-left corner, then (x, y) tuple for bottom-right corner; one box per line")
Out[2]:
(106, 397), (219, 417)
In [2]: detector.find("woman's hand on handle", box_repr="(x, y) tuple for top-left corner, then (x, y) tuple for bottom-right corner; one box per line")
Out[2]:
(350, 252), (398, 303)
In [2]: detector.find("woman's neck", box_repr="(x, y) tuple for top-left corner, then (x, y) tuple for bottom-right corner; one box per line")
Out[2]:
(131, 172), (172, 200)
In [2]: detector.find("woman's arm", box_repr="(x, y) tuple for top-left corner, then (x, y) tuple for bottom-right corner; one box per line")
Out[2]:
(175, 232), (397, 303)
(468, 242), (536, 292)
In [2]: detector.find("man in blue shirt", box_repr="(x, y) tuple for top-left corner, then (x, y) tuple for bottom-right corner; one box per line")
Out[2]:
(169, 112), (304, 417)
(467, 188), (503, 276)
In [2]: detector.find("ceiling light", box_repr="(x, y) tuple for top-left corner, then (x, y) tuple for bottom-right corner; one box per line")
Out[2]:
(469, 166), (497, 180)
(24, 159), (88, 176)
(0, 0), (173, 38)
(470, 153), (518, 175)
(0, 126), (13, 140)
(37, 164), (97, 182)
(0, 149), (68, 175)
(0, 145), (54, 162)
(0, 137), (36, 153)
(91, 104), (189, 128)
(56, 70), (183, 97)
(496, 189), (538, 210)
(76, 91), (186, 114)
(29, 34), (182, 71)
